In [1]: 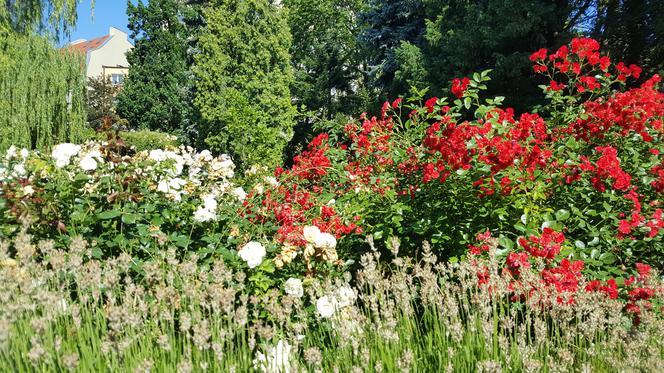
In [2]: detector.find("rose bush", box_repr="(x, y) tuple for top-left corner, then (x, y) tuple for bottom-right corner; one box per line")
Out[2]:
(1, 38), (663, 319)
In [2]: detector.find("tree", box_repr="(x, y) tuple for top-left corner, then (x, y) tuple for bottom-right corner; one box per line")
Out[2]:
(86, 76), (126, 129)
(1, 0), (87, 39)
(117, 0), (195, 141)
(194, 0), (295, 170)
(359, 0), (427, 99)
(0, 33), (86, 152)
(590, 0), (664, 76)
(420, 0), (573, 110)
(286, 0), (367, 118)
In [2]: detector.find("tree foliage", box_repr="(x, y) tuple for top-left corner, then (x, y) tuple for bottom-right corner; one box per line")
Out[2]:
(0, 33), (86, 152)
(590, 0), (664, 76)
(117, 0), (195, 142)
(286, 0), (368, 118)
(194, 0), (295, 170)
(359, 0), (426, 99)
(86, 76), (125, 130)
(1, 0), (88, 38)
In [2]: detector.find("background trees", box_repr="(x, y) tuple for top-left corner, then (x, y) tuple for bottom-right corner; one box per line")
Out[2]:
(117, 0), (195, 142)
(194, 0), (295, 170)
(0, 33), (86, 152)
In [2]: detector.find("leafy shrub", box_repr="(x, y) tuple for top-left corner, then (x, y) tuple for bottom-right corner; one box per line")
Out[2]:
(0, 142), (243, 267)
(82, 128), (179, 152)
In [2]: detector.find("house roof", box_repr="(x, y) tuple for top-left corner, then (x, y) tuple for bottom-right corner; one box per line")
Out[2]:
(67, 35), (110, 54)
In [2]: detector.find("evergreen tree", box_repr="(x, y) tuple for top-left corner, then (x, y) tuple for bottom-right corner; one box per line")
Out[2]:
(116, 0), (195, 141)
(358, 0), (427, 99)
(194, 0), (295, 170)
(420, 0), (572, 110)
(286, 0), (367, 118)
(591, 0), (664, 76)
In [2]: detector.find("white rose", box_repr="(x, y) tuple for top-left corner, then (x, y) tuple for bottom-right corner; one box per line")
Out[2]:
(316, 295), (337, 318)
(195, 150), (213, 162)
(265, 176), (279, 187)
(284, 278), (304, 298)
(313, 232), (336, 250)
(51, 143), (81, 168)
(302, 225), (321, 243)
(12, 163), (26, 176)
(23, 185), (35, 196)
(193, 207), (217, 223)
(5, 145), (17, 160)
(157, 179), (170, 193)
(336, 286), (356, 308)
(149, 149), (167, 162)
(238, 241), (266, 269)
(79, 156), (98, 171)
(232, 187), (247, 201)
(202, 193), (218, 209)
(20, 148), (29, 159)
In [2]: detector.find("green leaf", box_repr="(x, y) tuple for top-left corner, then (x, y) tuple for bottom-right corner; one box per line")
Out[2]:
(98, 210), (121, 220)
(122, 213), (139, 224)
(555, 209), (570, 221)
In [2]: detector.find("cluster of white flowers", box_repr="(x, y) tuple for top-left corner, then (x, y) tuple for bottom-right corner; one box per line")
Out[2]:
(253, 339), (292, 373)
(302, 225), (337, 251)
(316, 286), (356, 318)
(144, 146), (238, 207)
(238, 241), (267, 269)
(51, 143), (82, 168)
(232, 186), (247, 201)
(193, 193), (219, 222)
(284, 278), (304, 298)
(302, 226), (338, 263)
(0, 146), (30, 181)
(78, 149), (104, 171)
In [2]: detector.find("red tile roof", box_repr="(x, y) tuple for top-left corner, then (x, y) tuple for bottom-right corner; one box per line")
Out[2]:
(67, 35), (110, 54)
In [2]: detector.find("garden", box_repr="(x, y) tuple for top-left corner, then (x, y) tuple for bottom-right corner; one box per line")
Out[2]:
(2, 37), (664, 371)
(2, 1), (664, 372)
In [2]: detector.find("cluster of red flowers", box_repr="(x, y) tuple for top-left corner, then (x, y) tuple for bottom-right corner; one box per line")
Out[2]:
(517, 227), (565, 260)
(451, 77), (470, 98)
(471, 231), (662, 316)
(238, 38), (662, 310)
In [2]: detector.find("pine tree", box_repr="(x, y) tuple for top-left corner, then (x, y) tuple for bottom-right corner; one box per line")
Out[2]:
(359, 0), (427, 99)
(116, 0), (195, 141)
(194, 0), (295, 170)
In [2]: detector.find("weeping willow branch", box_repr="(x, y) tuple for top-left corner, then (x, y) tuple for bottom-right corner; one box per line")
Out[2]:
(0, 32), (86, 152)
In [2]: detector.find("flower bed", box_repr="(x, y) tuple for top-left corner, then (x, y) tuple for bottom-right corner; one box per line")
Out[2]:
(1, 38), (664, 371)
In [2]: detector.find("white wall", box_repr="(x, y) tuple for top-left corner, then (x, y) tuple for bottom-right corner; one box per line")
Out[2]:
(86, 27), (133, 78)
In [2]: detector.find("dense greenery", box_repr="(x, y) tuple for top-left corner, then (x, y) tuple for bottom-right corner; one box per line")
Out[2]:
(86, 76), (125, 129)
(0, 0), (83, 38)
(0, 32), (86, 153)
(194, 0), (296, 170)
(117, 0), (196, 142)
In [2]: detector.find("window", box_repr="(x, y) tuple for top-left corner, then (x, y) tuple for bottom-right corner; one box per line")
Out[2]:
(110, 73), (125, 85)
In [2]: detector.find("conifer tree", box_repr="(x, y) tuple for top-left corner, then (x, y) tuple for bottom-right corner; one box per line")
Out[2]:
(116, 0), (195, 141)
(194, 0), (295, 169)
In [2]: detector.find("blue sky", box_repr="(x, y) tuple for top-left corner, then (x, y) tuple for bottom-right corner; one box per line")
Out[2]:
(69, 1), (139, 42)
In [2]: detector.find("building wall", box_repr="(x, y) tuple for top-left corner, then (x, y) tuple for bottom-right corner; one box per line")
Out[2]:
(86, 28), (133, 78)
